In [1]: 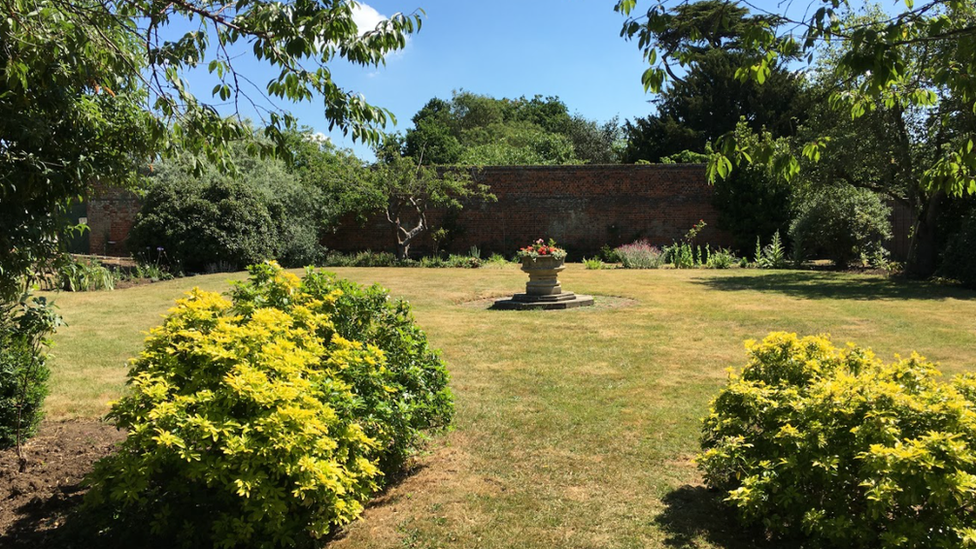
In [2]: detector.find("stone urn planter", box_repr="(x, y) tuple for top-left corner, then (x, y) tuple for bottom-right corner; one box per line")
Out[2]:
(493, 239), (593, 310)
(520, 255), (566, 296)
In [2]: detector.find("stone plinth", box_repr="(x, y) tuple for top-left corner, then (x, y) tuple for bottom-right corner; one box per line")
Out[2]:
(492, 291), (595, 310)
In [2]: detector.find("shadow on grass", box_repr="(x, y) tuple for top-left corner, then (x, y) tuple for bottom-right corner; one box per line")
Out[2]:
(654, 485), (797, 549)
(0, 463), (430, 549)
(696, 271), (975, 301)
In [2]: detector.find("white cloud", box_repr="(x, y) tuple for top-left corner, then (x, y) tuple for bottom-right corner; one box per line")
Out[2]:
(306, 132), (331, 145)
(351, 3), (386, 36)
(350, 2), (411, 72)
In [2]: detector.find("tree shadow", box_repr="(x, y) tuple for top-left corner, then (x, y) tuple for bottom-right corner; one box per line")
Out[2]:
(0, 462), (431, 549)
(0, 481), (91, 549)
(654, 485), (799, 549)
(321, 460), (431, 545)
(696, 271), (975, 301)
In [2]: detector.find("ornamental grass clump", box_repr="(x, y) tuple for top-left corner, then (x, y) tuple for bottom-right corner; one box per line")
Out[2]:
(698, 332), (976, 548)
(614, 239), (664, 269)
(84, 262), (453, 548)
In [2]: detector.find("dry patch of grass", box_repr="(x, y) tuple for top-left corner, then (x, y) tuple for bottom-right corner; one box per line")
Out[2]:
(45, 265), (976, 548)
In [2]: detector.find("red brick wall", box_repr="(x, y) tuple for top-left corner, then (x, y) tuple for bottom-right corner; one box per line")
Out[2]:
(87, 186), (141, 256)
(84, 164), (732, 259)
(322, 164), (731, 258)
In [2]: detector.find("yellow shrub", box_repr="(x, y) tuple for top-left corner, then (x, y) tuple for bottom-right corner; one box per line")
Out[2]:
(85, 288), (383, 548)
(699, 332), (976, 548)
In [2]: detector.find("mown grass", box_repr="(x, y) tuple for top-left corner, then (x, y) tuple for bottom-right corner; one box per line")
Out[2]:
(46, 266), (976, 548)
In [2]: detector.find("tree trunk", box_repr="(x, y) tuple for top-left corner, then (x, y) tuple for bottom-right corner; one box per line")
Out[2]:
(906, 191), (945, 278)
(393, 218), (425, 261)
(396, 241), (410, 261)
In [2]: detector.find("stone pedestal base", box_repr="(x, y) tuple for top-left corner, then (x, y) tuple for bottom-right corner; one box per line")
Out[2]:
(492, 292), (595, 310)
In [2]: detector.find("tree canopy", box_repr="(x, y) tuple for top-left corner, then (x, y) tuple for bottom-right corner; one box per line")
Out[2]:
(620, 45), (810, 163)
(404, 91), (621, 165)
(618, 0), (976, 274)
(1, 0), (420, 301)
(362, 139), (495, 260)
(617, 0), (976, 196)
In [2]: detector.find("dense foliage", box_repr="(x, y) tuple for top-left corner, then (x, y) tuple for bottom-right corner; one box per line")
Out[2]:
(618, 0), (976, 276)
(939, 207), (976, 287)
(0, 0), (153, 304)
(699, 332), (976, 548)
(231, 262), (454, 475)
(789, 186), (892, 267)
(404, 92), (621, 165)
(44, 257), (118, 292)
(615, 240), (665, 268)
(85, 263), (452, 547)
(618, 1), (810, 164)
(359, 150), (493, 260)
(2, 0), (418, 300)
(2, 0), (418, 452)
(713, 163), (794, 254)
(0, 295), (60, 452)
(129, 142), (325, 272)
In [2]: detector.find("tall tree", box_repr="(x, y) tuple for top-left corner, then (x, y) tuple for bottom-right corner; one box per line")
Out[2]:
(618, 0), (976, 275)
(619, 0), (810, 163)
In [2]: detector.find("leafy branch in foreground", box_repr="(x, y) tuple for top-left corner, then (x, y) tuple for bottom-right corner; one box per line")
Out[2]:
(619, 0), (976, 193)
(0, 0), (423, 450)
(617, 0), (976, 275)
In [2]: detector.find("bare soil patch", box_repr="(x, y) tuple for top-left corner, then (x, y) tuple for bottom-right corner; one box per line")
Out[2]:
(0, 420), (124, 547)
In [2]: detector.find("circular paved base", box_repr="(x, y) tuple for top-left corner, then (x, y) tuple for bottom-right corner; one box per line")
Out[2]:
(491, 293), (595, 310)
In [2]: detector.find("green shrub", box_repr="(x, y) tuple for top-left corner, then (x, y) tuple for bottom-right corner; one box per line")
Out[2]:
(664, 242), (695, 268)
(418, 255), (445, 268)
(130, 174), (281, 273)
(754, 230), (788, 269)
(0, 293), (61, 450)
(599, 244), (621, 264)
(698, 332), (976, 548)
(789, 186), (892, 267)
(131, 260), (174, 282)
(481, 253), (513, 268)
(129, 145), (325, 273)
(85, 262), (453, 547)
(583, 257), (607, 270)
(444, 254), (481, 268)
(706, 248), (738, 269)
(233, 263), (453, 475)
(45, 256), (117, 291)
(322, 250), (400, 268)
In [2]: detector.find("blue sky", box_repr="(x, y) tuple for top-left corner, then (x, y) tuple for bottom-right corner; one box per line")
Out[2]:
(184, 0), (849, 160)
(208, 1), (656, 160)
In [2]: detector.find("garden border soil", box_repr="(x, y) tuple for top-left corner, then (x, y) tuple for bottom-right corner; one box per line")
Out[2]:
(0, 420), (124, 548)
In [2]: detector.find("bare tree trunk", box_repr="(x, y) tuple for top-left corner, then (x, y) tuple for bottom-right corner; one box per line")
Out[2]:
(907, 191), (945, 278)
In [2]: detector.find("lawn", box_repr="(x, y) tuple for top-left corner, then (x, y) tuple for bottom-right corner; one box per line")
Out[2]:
(46, 266), (976, 548)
